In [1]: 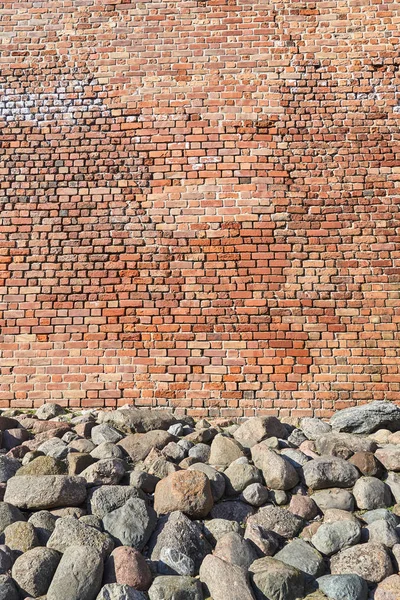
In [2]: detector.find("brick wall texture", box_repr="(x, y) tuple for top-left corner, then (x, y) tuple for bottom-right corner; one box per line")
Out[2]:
(0, 0), (399, 418)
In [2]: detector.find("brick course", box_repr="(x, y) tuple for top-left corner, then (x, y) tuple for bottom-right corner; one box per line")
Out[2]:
(0, 0), (399, 417)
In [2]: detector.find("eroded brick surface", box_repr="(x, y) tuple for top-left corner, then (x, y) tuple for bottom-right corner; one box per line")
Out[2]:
(0, 1), (399, 416)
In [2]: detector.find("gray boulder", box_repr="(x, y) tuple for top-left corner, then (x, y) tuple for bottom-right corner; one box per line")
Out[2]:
(311, 488), (354, 512)
(275, 539), (325, 577)
(0, 502), (25, 534)
(224, 463), (262, 496)
(241, 483), (269, 507)
(149, 511), (211, 574)
(80, 459), (126, 486)
(210, 500), (254, 523)
(361, 508), (400, 527)
(12, 546), (60, 597)
(250, 556), (305, 600)
(87, 485), (144, 519)
(47, 516), (114, 558)
(330, 401), (400, 434)
(102, 497), (157, 551)
(300, 418), (331, 441)
(246, 506), (303, 539)
(203, 518), (242, 545)
(366, 519), (400, 548)
(209, 435), (245, 467)
(4, 475), (87, 509)
(0, 575), (19, 600)
(353, 477), (392, 510)
(47, 545), (103, 600)
(214, 532), (258, 569)
(233, 417), (288, 448)
(96, 584), (146, 600)
(148, 576), (203, 600)
(200, 554), (255, 600)
(314, 432), (376, 458)
(317, 574), (368, 600)
(91, 442), (125, 460)
(102, 408), (177, 433)
(36, 403), (65, 420)
(158, 547), (196, 576)
(311, 520), (361, 556)
(302, 457), (359, 489)
(0, 456), (21, 483)
(251, 445), (299, 490)
(91, 424), (123, 445)
(385, 471), (400, 503)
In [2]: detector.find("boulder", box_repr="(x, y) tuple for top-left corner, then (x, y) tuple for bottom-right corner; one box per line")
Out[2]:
(302, 457), (359, 489)
(102, 408), (177, 433)
(4, 475), (87, 509)
(275, 539), (325, 577)
(47, 516), (114, 558)
(87, 485), (144, 519)
(36, 403), (65, 420)
(374, 575), (400, 600)
(47, 545), (103, 600)
(366, 519), (400, 548)
(300, 418), (331, 441)
(311, 520), (361, 556)
(251, 445), (299, 490)
(214, 532), (258, 569)
(311, 488), (355, 512)
(348, 451), (383, 477)
(154, 470), (213, 519)
(314, 432), (376, 459)
(241, 483), (269, 507)
(246, 506), (303, 539)
(187, 463), (225, 501)
(199, 554), (255, 600)
(0, 502), (25, 534)
(149, 511), (212, 574)
(91, 424), (123, 445)
(79, 459), (126, 486)
(0, 456), (21, 483)
(2, 521), (39, 555)
(375, 446), (400, 472)
(148, 576), (203, 600)
(250, 556), (305, 600)
(330, 543), (393, 584)
(0, 575), (19, 600)
(317, 574), (368, 600)
(224, 463), (262, 496)
(12, 547), (60, 597)
(353, 477), (392, 510)
(209, 435), (245, 467)
(330, 401), (400, 434)
(117, 431), (174, 462)
(102, 497), (157, 551)
(96, 584), (146, 600)
(233, 417), (288, 448)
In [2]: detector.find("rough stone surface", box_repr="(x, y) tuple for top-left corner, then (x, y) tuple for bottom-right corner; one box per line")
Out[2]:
(154, 470), (213, 518)
(0, 456), (21, 483)
(200, 554), (255, 600)
(302, 457), (359, 490)
(353, 477), (392, 510)
(251, 445), (299, 490)
(214, 531), (258, 569)
(96, 584), (147, 600)
(311, 520), (361, 556)
(187, 463), (225, 502)
(87, 485), (143, 519)
(209, 435), (245, 467)
(330, 401), (400, 434)
(47, 517), (114, 558)
(330, 543), (393, 583)
(275, 538), (325, 577)
(148, 576), (203, 600)
(246, 506), (303, 539)
(311, 488), (355, 512)
(47, 545), (103, 600)
(250, 556), (305, 600)
(102, 497), (157, 551)
(317, 574), (368, 600)
(12, 547), (60, 597)
(233, 417), (288, 448)
(4, 475), (87, 509)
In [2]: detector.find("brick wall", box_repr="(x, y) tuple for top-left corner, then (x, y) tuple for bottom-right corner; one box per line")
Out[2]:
(0, 0), (399, 418)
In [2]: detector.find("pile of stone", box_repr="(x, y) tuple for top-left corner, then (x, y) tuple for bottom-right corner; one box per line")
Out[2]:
(0, 401), (400, 599)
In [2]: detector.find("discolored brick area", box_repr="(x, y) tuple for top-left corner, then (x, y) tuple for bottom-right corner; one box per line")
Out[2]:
(0, 0), (399, 417)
